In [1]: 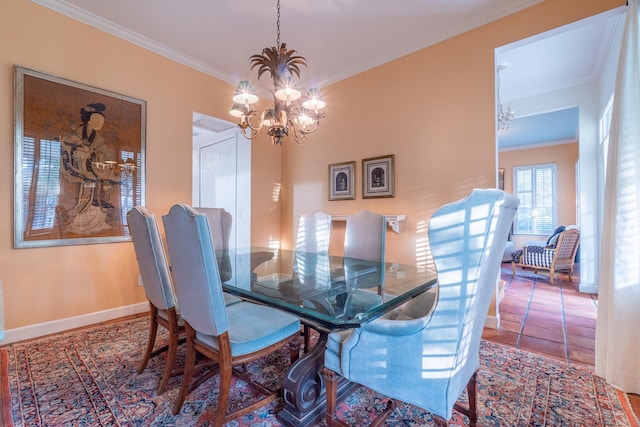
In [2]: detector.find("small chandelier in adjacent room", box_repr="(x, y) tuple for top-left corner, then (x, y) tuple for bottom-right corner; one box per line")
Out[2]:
(497, 64), (515, 131)
(230, 0), (326, 145)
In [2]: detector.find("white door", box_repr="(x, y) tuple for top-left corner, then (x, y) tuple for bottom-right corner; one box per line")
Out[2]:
(193, 124), (251, 260)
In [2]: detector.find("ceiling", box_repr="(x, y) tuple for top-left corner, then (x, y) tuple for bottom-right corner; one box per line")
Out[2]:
(34, 0), (626, 148)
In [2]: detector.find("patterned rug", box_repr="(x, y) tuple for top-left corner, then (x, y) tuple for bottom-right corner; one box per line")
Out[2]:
(1, 317), (638, 426)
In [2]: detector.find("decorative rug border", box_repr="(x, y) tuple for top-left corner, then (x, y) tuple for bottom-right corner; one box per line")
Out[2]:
(1, 348), (14, 427)
(618, 389), (640, 427)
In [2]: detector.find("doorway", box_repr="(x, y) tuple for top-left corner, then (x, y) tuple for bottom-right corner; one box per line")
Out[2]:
(192, 112), (251, 254)
(495, 7), (626, 294)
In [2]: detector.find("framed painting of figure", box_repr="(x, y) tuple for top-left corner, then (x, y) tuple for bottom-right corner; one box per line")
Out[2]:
(14, 66), (146, 248)
(362, 154), (395, 199)
(328, 161), (355, 201)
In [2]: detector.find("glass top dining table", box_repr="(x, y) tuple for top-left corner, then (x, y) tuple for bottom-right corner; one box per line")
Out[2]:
(219, 247), (438, 426)
(221, 247), (439, 333)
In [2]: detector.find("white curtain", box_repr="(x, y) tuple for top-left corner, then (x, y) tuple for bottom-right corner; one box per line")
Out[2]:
(595, 0), (640, 394)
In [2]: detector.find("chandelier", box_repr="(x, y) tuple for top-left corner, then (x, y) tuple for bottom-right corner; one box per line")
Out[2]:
(230, 0), (326, 145)
(497, 64), (515, 131)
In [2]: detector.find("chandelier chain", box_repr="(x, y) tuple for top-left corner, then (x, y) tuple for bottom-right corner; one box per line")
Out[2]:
(276, 0), (281, 48)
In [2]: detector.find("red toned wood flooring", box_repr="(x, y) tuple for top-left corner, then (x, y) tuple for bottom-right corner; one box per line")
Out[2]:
(483, 263), (596, 366)
(483, 263), (640, 420)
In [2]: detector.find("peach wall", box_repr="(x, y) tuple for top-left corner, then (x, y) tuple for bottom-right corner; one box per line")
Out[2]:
(0, 0), (624, 334)
(499, 142), (579, 248)
(0, 0), (279, 331)
(281, 0), (623, 266)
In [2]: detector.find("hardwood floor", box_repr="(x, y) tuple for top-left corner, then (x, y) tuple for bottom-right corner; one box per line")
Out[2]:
(483, 262), (640, 420)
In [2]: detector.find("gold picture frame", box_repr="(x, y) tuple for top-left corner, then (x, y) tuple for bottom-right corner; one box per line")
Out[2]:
(362, 154), (395, 199)
(14, 66), (146, 248)
(328, 161), (356, 201)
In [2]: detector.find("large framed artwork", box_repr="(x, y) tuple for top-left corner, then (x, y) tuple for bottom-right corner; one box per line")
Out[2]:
(14, 66), (146, 248)
(362, 154), (395, 199)
(328, 161), (355, 201)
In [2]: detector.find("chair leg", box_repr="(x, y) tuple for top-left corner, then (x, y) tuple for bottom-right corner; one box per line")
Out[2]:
(289, 337), (301, 363)
(173, 325), (197, 415)
(157, 309), (179, 394)
(214, 363), (233, 426)
(511, 262), (516, 278)
(303, 324), (311, 352)
(324, 368), (339, 427)
(452, 370), (478, 427)
(466, 371), (478, 427)
(137, 308), (159, 374)
(433, 415), (449, 426)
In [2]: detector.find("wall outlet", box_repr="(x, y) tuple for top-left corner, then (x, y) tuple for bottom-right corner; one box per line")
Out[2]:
(137, 275), (144, 287)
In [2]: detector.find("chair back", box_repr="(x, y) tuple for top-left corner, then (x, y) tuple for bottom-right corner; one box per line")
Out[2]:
(344, 210), (386, 262)
(162, 204), (229, 336)
(193, 207), (232, 251)
(343, 210), (386, 292)
(424, 188), (519, 414)
(194, 207), (233, 282)
(555, 228), (580, 262)
(127, 206), (176, 311)
(294, 211), (332, 287)
(295, 211), (332, 254)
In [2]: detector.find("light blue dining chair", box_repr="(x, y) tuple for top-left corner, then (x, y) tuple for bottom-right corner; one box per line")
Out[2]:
(194, 207), (234, 283)
(128, 206), (241, 393)
(162, 204), (301, 424)
(294, 210), (333, 287)
(294, 211), (333, 350)
(341, 210), (386, 317)
(323, 189), (519, 427)
(127, 206), (184, 394)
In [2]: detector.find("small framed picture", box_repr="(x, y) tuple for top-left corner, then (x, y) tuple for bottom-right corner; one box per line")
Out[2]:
(362, 154), (395, 199)
(328, 161), (355, 201)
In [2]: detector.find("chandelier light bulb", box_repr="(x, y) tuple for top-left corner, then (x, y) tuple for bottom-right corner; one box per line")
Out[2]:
(232, 81), (259, 105)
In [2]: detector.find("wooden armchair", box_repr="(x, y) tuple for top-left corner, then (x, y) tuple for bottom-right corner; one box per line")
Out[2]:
(512, 228), (580, 285)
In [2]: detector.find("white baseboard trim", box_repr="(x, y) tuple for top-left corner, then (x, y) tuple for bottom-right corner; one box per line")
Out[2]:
(485, 315), (500, 330)
(1, 302), (149, 345)
(579, 282), (598, 294)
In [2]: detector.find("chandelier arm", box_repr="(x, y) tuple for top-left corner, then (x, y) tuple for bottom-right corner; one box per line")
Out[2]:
(238, 114), (264, 138)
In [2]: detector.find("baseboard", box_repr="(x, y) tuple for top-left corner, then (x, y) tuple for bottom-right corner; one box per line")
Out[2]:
(1, 302), (149, 345)
(485, 315), (500, 329)
(579, 282), (598, 294)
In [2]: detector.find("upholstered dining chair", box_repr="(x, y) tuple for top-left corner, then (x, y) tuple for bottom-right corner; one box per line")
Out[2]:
(512, 227), (580, 285)
(162, 204), (301, 424)
(127, 206), (184, 394)
(294, 211), (333, 350)
(296, 210), (332, 254)
(323, 189), (519, 427)
(294, 210), (333, 286)
(194, 207), (233, 283)
(341, 210), (386, 317)
(128, 206), (241, 393)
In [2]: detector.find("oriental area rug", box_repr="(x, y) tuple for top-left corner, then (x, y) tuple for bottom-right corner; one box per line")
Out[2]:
(1, 317), (638, 426)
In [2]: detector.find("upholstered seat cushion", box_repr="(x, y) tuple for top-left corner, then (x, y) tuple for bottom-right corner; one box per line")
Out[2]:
(223, 292), (242, 306)
(195, 301), (300, 357)
(156, 307), (185, 326)
(521, 245), (554, 268)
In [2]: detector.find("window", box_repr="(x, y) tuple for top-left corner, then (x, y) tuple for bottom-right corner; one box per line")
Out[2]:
(513, 164), (557, 235)
(22, 136), (62, 237)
